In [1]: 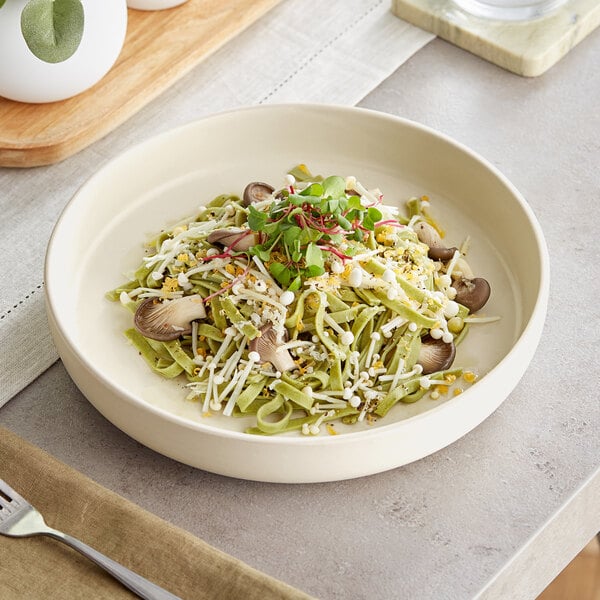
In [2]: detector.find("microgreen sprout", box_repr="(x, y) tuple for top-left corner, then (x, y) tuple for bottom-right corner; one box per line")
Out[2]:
(247, 175), (383, 290)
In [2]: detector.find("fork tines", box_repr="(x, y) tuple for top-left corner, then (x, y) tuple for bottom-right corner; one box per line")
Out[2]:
(0, 479), (22, 517)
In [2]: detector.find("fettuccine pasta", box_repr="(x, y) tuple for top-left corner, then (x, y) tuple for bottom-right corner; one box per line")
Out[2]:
(107, 166), (493, 435)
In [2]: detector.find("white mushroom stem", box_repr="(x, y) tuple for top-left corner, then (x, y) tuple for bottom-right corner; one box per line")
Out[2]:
(364, 332), (381, 369)
(451, 257), (475, 280)
(202, 364), (216, 414)
(222, 352), (260, 416)
(323, 314), (354, 346)
(414, 221), (444, 249)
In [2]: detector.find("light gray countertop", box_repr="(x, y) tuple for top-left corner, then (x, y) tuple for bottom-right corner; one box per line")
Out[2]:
(2, 25), (599, 600)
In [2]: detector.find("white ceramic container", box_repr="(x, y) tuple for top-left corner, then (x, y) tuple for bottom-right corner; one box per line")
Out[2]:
(45, 105), (549, 483)
(0, 0), (127, 103)
(127, 0), (188, 9)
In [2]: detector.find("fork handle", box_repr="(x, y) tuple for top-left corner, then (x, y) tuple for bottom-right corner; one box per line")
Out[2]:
(43, 529), (182, 600)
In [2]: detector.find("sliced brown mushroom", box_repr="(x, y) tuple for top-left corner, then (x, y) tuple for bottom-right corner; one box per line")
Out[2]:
(249, 323), (296, 373)
(414, 221), (458, 262)
(453, 277), (491, 313)
(206, 228), (261, 251)
(243, 182), (274, 206)
(134, 295), (206, 341)
(417, 335), (456, 375)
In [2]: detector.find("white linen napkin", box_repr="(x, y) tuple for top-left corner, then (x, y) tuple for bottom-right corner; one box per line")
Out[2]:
(0, 0), (433, 407)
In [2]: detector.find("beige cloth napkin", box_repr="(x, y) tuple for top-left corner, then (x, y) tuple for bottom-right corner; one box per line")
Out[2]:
(0, 427), (313, 600)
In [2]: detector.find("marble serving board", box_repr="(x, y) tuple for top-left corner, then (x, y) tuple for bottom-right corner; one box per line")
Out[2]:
(392, 0), (600, 76)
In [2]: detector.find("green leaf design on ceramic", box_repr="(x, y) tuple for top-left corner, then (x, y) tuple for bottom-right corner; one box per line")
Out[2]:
(21, 0), (84, 64)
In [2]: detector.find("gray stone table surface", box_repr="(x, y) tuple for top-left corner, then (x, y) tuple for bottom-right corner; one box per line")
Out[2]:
(2, 33), (600, 600)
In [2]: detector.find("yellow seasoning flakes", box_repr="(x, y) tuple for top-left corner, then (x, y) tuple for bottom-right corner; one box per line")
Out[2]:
(434, 385), (449, 396)
(177, 253), (189, 263)
(463, 371), (477, 383)
(453, 388), (464, 396)
(161, 277), (179, 293)
(326, 423), (338, 436)
(225, 264), (236, 275)
(444, 374), (457, 384)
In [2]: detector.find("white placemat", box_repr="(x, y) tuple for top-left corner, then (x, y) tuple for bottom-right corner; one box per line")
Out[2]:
(0, 0), (434, 407)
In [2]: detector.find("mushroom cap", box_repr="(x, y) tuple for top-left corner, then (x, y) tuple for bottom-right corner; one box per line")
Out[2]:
(453, 277), (491, 313)
(249, 323), (296, 373)
(417, 335), (456, 375)
(428, 246), (459, 262)
(134, 295), (206, 341)
(206, 228), (259, 251)
(243, 182), (274, 206)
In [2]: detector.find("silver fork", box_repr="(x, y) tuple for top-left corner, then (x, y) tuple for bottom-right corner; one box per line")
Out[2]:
(0, 478), (181, 600)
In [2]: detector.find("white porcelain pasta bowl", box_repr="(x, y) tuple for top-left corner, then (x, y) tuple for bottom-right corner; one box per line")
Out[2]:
(45, 105), (549, 483)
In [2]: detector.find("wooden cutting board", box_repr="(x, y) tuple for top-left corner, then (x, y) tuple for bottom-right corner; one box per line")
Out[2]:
(0, 0), (281, 168)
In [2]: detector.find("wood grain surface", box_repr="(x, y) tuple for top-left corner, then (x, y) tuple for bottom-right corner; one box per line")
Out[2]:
(539, 537), (600, 600)
(0, 0), (281, 168)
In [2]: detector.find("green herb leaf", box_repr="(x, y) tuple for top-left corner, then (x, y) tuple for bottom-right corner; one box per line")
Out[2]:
(347, 195), (363, 211)
(21, 0), (84, 64)
(322, 176), (346, 198)
(251, 245), (271, 262)
(368, 207), (383, 221)
(305, 265), (325, 278)
(300, 183), (323, 197)
(288, 276), (302, 291)
(336, 214), (352, 231)
(247, 205), (267, 231)
(305, 243), (324, 269)
(269, 263), (291, 286)
(363, 207), (383, 230)
(290, 194), (312, 206)
(263, 222), (279, 235)
(283, 225), (302, 245)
